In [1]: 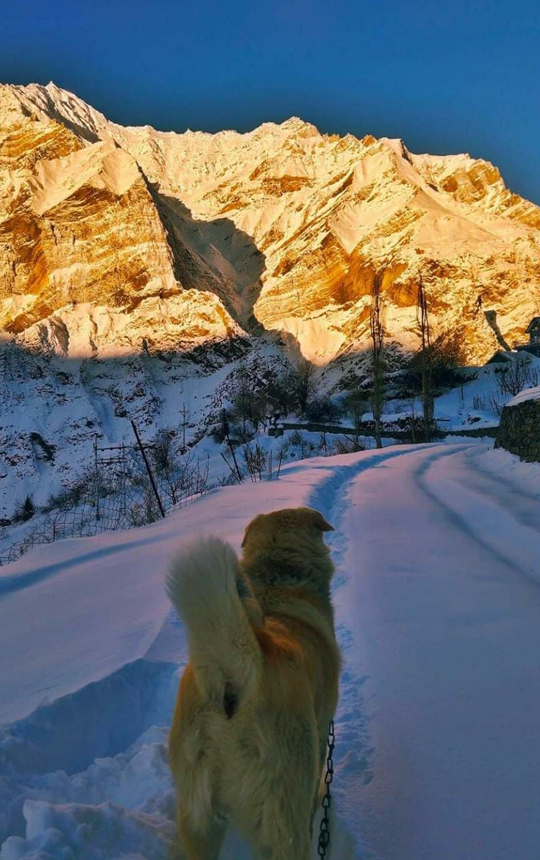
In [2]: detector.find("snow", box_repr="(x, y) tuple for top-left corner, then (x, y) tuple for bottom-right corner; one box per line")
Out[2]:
(31, 143), (141, 216)
(2, 441), (540, 858)
(432, 360), (540, 430)
(506, 384), (540, 407)
(339, 444), (540, 859)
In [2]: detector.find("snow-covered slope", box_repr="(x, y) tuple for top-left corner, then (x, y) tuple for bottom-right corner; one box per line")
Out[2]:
(2, 442), (540, 859)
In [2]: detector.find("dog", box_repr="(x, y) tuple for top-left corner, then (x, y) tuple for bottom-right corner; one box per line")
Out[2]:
(166, 507), (341, 860)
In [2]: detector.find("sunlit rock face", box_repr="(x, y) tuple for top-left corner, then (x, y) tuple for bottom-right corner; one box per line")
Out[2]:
(0, 90), (244, 358)
(3, 81), (540, 364)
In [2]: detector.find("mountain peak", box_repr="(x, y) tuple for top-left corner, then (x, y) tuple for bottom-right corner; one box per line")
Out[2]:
(279, 116), (320, 136)
(1, 79), (540, 369)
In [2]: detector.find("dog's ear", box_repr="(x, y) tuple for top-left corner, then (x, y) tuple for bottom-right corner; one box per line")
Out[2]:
(241, 515), (262, 547)
(307, 509), (334, 532)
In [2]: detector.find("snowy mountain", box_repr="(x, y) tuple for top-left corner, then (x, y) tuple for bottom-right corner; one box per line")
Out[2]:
(2, 80), (540, 518)
(3, 81), (540, 361)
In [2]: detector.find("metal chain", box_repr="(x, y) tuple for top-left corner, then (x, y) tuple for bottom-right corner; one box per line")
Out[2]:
(317, 719), (335, 858)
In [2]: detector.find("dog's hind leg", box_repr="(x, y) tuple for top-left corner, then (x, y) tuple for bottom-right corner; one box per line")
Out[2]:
(251, 816), (312, 860)
(177, 811), (227, 860)
(245, 791), (312, 860)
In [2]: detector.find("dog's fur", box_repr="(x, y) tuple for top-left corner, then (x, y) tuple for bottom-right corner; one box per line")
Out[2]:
(166, 507), (341, 860)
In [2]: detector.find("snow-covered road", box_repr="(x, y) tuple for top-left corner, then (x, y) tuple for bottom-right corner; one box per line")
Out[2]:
(1, 442), (540, 859)
(335, 444), (540, 860)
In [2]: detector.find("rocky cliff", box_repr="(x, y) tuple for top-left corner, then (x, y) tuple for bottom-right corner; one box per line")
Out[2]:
(3, 81), (540, 364)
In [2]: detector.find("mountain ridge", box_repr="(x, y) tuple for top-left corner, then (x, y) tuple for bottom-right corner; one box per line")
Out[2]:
(2, 81), (540, 365)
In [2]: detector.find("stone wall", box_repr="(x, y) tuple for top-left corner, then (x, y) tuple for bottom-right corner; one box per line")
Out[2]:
(495, 398), (540, 461)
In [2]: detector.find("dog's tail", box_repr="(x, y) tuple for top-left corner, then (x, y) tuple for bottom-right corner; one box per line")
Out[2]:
(166, 536), (263, 712)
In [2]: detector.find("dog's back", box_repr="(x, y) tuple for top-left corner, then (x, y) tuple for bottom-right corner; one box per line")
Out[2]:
(167, 508), (340, 860)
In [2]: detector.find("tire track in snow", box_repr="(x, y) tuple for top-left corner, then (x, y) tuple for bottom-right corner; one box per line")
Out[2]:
(335, 441), (540, 860)
(415, 445), (540, 586)
(460, 445), (540, 531)
(309, 444), (427, 584)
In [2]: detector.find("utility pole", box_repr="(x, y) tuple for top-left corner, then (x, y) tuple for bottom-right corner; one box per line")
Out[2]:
(370, 272), (385, 449)
(131, 420), (166, 518)
(94, 435), (100, 521)
(417, 274), (434, 442)
(180, 403), (189, 452)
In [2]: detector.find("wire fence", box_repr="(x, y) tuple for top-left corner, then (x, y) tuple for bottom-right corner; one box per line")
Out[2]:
(0, 428), (211, 567)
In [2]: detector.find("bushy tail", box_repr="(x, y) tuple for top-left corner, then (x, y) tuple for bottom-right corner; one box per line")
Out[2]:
(166, 536), (263, 709)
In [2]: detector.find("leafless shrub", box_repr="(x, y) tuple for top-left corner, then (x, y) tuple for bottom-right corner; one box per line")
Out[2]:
(129, 492), (162, 527)
(241, 442), (283, 482)
(150, 430), (211, 506)
(495, 359), (540, 397)
(163, 451), (211, 506)
(219, 471), (241, 487)
(286, 430), (316, 460)
(488, 391), (505, 417)
(43, 471), (95, 512)
(189, 454), (211, 497)
(472, 394), (486, 411)
(332, 437), (366, 455)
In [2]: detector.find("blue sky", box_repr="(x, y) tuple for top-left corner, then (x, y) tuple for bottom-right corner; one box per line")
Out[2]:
(2, 0), (540, 202)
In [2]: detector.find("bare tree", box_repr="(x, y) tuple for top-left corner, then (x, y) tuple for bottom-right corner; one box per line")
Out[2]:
(342, 389), (367, 447)
(290, 359), (316, 414)
(179, 403), (189, 452)
(230, 365), (269, 437)
(266, 375), (296, 416)
(369, 273), (386, 448)
(417, 274), (434, 441)
(151, 430), (210, 506)
(409, 397), (418, 444)
(232, 363), (251, 437)
(495, 357), (539, 397)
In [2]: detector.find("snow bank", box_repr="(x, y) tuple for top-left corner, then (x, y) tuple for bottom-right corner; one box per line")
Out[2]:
(0, 451), (365, 859)
(505, 384), (540, 407)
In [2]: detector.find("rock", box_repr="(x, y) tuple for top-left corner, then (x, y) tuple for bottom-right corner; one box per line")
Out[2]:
(496, 394), (540, 461)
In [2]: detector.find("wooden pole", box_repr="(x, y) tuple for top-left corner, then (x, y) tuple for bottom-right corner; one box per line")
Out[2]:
(220, 451), (240, 482)
(131, 420), (166, 518)
(94, 435), (101, 521)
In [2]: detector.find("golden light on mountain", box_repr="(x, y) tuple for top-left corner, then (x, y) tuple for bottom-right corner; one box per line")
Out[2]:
(1, 81), (540, 366)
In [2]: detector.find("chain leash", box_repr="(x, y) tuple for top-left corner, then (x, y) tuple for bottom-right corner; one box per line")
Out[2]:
(317, 719), (335, 858)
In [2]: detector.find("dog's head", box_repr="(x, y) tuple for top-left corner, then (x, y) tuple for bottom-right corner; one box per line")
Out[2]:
(241, 507), (334, 562)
